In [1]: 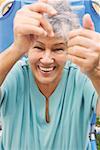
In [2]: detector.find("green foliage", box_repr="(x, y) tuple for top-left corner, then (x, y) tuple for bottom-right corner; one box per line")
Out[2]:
(96, 117), (100, 149)
(96, 134), (100, 150)
(96, 117), (100, 126)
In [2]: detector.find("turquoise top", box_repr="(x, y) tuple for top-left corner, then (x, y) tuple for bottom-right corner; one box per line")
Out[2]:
(0, 60), (98, 150)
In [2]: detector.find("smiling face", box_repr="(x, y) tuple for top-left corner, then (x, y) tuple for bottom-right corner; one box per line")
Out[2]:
(28, 36), (67, 87)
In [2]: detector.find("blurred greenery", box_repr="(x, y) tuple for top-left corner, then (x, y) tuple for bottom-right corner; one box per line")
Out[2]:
(96, 117), (100, 150)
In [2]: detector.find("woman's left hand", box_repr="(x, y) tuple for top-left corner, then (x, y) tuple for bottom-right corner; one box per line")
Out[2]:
(67, 14), (100, 114)
(67, 14), (100, 79)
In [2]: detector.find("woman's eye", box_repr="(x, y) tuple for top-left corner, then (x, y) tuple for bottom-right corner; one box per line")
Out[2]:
(53, 48), (64, 52)
(34, 46), (44, 50)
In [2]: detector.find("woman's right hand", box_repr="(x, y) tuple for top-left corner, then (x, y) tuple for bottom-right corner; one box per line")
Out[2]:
(13, 2), (57, 55)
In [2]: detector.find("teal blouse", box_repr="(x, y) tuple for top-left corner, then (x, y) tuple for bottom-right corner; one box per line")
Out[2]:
(0, 60), (98, 150)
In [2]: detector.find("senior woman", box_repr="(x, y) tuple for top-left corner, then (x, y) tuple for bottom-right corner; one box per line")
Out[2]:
(0, 0), (100, 150)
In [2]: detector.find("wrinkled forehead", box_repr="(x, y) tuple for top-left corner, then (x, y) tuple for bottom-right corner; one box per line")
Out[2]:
(34, 35), (67, 46)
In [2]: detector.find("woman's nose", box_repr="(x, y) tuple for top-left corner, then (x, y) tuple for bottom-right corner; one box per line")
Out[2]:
(40, 50), (54, 64)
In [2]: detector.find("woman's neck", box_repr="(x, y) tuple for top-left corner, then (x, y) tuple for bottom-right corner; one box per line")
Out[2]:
(35, 78), (61, 98)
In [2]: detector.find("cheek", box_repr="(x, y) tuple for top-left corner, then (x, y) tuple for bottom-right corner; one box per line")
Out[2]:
(29, 57), (36, 65)
(28, 51), (39, 64)
(28, 55), (36, 65)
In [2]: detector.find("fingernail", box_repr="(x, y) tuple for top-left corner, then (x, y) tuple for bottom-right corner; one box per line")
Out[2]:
(49, 31), (54, 37)
(44, 31), (47, 36)
(50, 9), (57, 15)
(52, 9), (57, 14)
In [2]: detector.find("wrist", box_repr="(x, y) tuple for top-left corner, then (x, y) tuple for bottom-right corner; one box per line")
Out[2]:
(11, 43), (25, 57)
(88, 72), (100, 95)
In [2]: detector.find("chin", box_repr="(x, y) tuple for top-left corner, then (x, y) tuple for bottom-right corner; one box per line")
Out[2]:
(36, 77), (56, 85)
(39, 79), (54, 84)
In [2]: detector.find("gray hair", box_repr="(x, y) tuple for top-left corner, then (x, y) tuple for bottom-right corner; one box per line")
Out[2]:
(44, 0), (80, 40)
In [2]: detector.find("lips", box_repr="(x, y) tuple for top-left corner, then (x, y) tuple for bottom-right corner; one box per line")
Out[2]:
(38, 66), (56, 72)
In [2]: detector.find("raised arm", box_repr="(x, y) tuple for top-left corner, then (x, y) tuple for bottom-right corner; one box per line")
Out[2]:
(67, 14), (100, 116)
(0, 1), (57, 86)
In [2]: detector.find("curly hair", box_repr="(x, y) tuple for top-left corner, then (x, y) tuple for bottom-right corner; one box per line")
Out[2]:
(44, 0), (80, 40)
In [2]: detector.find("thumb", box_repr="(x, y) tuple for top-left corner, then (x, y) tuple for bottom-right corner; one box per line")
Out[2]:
(83, 14), (95, 31)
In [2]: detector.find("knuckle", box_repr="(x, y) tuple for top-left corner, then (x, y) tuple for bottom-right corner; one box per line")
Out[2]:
(84, 61), (91, 69)
(16, 6), (28, 15)
(95, 43), (100, 52)
(91, 52), (99, 62)
(14, 24), (23, 34)
(39, 15), (44, 22)
(73, 46), (78, 51)
(78, 28), (83, 35)
(38, 14), (43, 20)
(76, 36), (80, 41)
(85, 64), (92, 72)
(16, 9), (23, 15)
(82, 61), (86, 69)
(35, 20), (40, 26)
(14, 25), (19, 33)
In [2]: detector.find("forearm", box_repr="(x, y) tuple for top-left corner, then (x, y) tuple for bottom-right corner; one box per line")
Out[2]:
(96, 98), (100, 116)
(90, 75), (100, 116)
(93, 81), (100, 116)
(0, 44), (24, 86)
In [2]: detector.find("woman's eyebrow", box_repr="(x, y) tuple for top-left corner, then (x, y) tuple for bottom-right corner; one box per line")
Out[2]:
(53, 43), (66, 47)
(36, 41), (45, 46)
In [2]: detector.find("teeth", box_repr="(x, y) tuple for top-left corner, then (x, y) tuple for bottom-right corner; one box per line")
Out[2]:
(39, 66), (54, 72)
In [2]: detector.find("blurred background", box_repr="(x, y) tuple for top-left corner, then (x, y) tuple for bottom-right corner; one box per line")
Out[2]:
(0, 0), (100, 148)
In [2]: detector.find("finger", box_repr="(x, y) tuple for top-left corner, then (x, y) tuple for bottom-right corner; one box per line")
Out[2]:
(17, 14), (54, 37)
(16, 8), (44, 23)
(18, 16), (54, 37)
(20, 10), (43, 20)
(40, 17), (54, 37)
(28, 2), (57, 16)
(16, 24), (47, 36)
(83, 14), (95, 31)
(68, 28), (97, 40)
(67, 54), (92, 73)
(67, 54), (86, 68)
(68, 52), (99, 71)
(68, 36), (96, 49)
(67, 46), (90, 59)
(17, 17), (40, 27)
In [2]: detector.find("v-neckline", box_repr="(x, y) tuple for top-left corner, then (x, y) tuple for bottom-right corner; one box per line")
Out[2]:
(28, 63), (67, 123)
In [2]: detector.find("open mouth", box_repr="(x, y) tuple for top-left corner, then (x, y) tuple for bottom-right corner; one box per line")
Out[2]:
(38, 66), (56, 73)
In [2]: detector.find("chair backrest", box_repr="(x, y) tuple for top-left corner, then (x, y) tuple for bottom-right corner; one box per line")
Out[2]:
(89, 112), (97, 150)
(70, 0), (100, 32)
(84, 0), (100, 32)
(0, 0), (21, 52)
(69, 0), (85, 25)
(0, 0), (37, 53)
